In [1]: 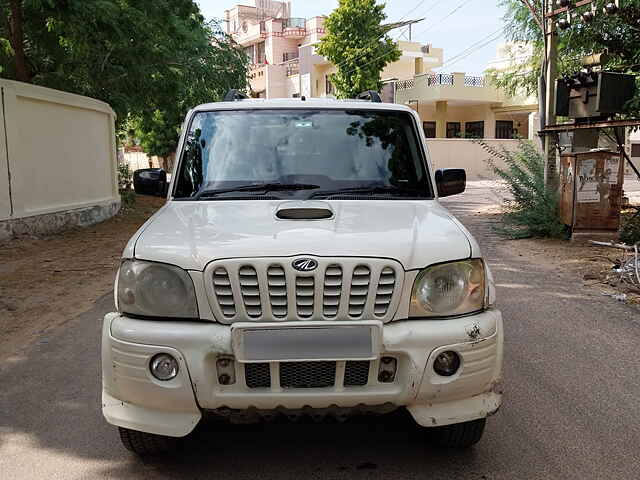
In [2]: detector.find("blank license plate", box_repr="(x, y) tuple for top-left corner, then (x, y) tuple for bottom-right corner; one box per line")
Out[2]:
(232, 324), (380, 362)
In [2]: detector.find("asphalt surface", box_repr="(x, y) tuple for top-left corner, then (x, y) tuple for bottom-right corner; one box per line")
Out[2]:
(1, 184), (639, 479)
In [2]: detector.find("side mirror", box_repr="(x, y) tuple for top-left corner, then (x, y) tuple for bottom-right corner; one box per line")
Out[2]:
(133, 168), (168, 196)
(435, 168), (466, 197)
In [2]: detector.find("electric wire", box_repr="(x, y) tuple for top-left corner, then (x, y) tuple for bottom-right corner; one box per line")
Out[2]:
(332, 0), (440, 70)
(436, 26), (507, 71)
(341, 0), (479, 77)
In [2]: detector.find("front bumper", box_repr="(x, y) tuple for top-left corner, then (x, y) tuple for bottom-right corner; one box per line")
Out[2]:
(102, 310), (503, 437)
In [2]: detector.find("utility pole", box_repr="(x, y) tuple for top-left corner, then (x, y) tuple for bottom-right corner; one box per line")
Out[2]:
(543, 0), (559, 188)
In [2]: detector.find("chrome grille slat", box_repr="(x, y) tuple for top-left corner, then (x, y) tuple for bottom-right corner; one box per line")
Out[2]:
(213, 268), (236, 317)
(239, 265), (261, 318)
(348, 265), (371, 318)
(323, 264), (342, 318)
(267, 265), (288, 318)
(374, 267), (396, 317)
(207, 258), (402, 322)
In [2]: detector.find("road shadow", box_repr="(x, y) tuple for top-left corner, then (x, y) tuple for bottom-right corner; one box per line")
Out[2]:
(0, 293), (498, 480)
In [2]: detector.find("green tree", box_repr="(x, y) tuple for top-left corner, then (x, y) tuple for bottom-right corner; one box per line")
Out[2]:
(0, 1), (248, 157)
(489, 0), (640, 113)
(317, 0), (400, 99)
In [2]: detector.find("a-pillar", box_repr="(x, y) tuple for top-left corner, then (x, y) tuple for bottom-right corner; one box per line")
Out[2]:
(435, 101), (447, 138)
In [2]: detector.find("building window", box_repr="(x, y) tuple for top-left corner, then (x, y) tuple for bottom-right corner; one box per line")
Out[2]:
(496, 120), (515, 139)
(325, 75), (334, 95)
(423, 122), (436, 138)
(465, 121), (484, 139)
(632, 143), (640, 158)
(255, 42), (266, 64)
(446, 122), (461, 138)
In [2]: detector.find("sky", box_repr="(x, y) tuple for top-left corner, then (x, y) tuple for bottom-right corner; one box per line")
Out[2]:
(196, 0), (508, 75)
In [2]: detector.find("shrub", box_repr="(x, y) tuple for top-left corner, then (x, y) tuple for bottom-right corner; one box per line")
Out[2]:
(118, 162), (136, 209)
(620, 209), (640, 245)
(479, 140), (566, 239)
(118, 162), (133, 191)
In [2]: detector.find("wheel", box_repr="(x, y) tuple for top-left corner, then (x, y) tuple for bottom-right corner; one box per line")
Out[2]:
(118, 427), (177, 456)
(431, 418), (486, 449)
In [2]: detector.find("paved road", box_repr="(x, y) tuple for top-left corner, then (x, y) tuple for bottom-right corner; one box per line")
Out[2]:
(1, 185), (639, 479)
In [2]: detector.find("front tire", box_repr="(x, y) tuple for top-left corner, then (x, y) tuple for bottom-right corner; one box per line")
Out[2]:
(431, 418), (486, 448)
(118, 427), (177, 456)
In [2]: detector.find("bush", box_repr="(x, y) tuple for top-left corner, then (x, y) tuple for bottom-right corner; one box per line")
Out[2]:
(120, 189), (136, 210)
(118, 162), (135, 209)
(620, 209), (640, 245)
(479, 140), (566, 239)
(118, 162), (133, 191)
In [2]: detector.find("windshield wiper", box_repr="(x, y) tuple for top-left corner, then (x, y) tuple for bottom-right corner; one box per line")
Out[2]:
(195, 183), (320, 199)
(309, 186), (427, 199)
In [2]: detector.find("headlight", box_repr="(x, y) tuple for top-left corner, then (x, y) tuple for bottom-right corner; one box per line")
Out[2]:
(410, 259), (485, 318)
(117, 260), (198, 318)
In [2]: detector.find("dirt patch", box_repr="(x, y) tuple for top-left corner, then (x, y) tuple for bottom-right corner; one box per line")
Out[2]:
(502, 237), (639, 304)
(0, 195), (165, 361)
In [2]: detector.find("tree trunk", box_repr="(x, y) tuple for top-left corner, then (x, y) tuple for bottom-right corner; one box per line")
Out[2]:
(8, 0), (30, 82)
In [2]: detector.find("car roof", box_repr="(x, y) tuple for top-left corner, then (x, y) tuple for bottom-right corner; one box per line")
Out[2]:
(191, 98), (415, 113)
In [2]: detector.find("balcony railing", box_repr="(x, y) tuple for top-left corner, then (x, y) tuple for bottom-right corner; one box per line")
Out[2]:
(395, 74), (487, 91)
(396, 79), (415, 90)
(464, 75), (485, 87)
(283, 18), (306, 29)
(427, 74), (454, 86)
(285, 59), (300, 77)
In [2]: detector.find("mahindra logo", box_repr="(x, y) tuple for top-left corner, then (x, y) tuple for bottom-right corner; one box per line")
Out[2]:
(292, 258), (318, 272)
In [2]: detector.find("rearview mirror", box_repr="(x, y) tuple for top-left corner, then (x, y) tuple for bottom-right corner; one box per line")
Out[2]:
(435, 168), (466, 197)
(133, 168), (168, 197)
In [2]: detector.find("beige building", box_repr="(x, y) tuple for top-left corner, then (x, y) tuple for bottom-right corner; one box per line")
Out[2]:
(224, 0), (443, 99)
(394, 43), (539, 141)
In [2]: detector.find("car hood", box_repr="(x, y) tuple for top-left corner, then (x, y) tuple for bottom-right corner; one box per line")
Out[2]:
(132, 200), (473, 271)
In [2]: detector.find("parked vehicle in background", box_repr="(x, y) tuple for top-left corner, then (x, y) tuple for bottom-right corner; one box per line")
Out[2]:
(102, 92), (504, 456)
(133, 168), (168, 196)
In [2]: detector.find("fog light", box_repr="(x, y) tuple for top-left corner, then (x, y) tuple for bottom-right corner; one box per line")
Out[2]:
(216, 356), (236, 385)
(433, 351), (460, 377)
(378, 356), (397, 383)
(150, 353), (179, 381)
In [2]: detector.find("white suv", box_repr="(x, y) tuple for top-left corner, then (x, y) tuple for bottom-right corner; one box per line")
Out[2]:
(102, 92), (503, 455)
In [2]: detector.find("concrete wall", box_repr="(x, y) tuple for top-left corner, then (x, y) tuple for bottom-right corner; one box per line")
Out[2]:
(426, 139), (525, 179)
(0, 80), (120, 239)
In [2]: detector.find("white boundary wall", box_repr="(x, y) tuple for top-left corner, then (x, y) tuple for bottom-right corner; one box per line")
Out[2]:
(426, 138), (528, 180)
(0, 80), (120, 239)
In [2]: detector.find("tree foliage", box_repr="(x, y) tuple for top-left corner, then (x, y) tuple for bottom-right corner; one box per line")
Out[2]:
(317, 0), (400, 99)
(0, 1), (248, 157)
(489, 1), (640, 111)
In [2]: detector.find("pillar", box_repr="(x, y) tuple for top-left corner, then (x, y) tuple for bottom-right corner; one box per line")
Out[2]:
(435, 101), (447, 138)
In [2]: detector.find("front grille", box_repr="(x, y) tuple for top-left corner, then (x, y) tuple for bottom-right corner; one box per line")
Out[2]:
(344, 361), (370, 386)
(244, 361), (374, 389)
(281, 361), (336, 388)
(245, 363), (271, 388)
(207, 258), (403, 322)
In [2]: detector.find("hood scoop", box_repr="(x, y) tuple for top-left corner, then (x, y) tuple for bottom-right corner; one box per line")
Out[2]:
(275, 201), (334, 220)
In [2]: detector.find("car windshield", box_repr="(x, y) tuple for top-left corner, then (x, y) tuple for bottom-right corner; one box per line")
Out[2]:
(174, 109), (432, 199)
